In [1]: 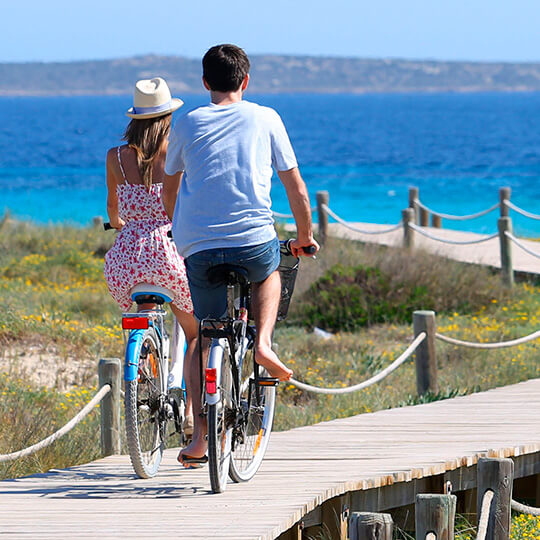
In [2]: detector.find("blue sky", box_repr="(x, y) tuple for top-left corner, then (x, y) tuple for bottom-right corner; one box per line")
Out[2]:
(3, 0), (540, 63)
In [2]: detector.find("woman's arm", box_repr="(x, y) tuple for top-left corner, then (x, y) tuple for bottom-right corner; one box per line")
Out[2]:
(162, 171), (183, 221)
(106, 149), (125, 230)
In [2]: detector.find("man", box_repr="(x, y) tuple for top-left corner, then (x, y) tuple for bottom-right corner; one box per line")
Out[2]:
(163, 44), (318, 464)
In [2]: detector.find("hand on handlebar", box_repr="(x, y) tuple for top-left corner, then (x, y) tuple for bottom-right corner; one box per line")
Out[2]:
(289, 238), (320, 258)
(109, 218), (125, 231)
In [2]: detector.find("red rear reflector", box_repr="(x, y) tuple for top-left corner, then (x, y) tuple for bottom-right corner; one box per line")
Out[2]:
(122, 317), (149, 330)
(205, 368), (217, 394)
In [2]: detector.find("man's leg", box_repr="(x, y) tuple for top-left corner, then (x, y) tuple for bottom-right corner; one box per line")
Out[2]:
(251, 270), (293, 381)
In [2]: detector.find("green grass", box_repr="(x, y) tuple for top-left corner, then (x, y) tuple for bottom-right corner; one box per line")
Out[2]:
(0, 374), (102, 480)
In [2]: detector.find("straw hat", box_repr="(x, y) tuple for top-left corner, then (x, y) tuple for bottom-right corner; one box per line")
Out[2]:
(126, 77), (183, 119)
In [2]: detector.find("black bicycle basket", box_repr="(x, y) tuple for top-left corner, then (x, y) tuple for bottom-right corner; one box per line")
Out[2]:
(277, 245), (299, 321)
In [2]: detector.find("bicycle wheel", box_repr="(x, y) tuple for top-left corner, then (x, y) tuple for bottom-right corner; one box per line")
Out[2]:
(229, 344), (276, 483)
(207, 341), (234, 493)
(125, 326), (166, 478)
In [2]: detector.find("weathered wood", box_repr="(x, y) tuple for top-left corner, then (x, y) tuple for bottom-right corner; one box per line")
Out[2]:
(316, 190), (329, 246)
(415, 494), (456, 540)
(402, 208), (415, 249)
(499, 187), (511, 217)
(409, 186), (419, 223)
(420, 207), (429, 227)
(477, 458), (513, 540)
(497, 217), (514, 288)
(431, 214), (442, 228)
(413, 310), (438, 396)
(349, 512), (393, 540)
(98, 358), (121, 456)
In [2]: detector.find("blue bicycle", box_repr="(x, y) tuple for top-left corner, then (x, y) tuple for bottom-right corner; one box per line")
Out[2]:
(105, 223), (187, 478)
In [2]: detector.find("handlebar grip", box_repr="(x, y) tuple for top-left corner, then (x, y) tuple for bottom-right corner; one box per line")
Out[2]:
(103, 222), (113, 231)
(304, 245), (317, 255)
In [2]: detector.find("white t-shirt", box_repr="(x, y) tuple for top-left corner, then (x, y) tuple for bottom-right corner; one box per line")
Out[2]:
(165, 100), (298, 258)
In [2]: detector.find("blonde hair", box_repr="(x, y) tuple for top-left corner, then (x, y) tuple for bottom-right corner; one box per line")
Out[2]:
(122, 114), (172, 189)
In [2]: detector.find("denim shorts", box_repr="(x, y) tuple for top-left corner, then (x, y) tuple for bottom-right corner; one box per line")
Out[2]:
(184, 237), (281, 320)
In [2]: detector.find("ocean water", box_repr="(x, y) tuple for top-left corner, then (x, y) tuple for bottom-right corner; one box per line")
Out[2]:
(0, 93), (539, 236)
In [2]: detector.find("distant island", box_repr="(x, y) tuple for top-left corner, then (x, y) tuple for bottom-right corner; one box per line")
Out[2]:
(2, 54), (540, 95)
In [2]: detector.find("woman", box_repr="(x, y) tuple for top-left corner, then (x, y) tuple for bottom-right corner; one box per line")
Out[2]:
(104, 77), (197, 438)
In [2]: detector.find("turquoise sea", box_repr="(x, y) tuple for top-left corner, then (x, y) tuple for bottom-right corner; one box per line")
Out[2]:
(1, 93), (539, 236)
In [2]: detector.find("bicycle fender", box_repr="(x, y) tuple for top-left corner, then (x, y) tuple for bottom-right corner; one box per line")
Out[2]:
(206, 338), (227, 405)
(124, 329), (145, 381)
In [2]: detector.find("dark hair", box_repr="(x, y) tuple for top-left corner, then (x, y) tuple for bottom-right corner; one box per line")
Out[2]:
(202, 44), (250, 92)
(122, 114), (172, 190)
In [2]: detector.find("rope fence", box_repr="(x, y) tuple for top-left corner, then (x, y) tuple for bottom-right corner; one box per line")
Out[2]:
(435, 329), (540, 349)
(409, 223), (499, 245)
(0, 384), (110, 463)
(511, 499), (540, 517)
(476, 489), (494, 540)
(322, 204), (403, 235)
(415, 200), (500, 221)
(503, 200), (540, 221)
(303, 187), (538, 288)
(289, 332), (426, 394)
(505, 231), (540, 259)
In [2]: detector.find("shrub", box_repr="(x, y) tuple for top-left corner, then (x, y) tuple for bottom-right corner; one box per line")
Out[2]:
(296, 263), (431, 331)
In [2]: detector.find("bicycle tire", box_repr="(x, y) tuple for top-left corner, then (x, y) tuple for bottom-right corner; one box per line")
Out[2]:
(229, 345), (276, 483)
(125, 326), (166, 479)
(207, 341), (233, 493)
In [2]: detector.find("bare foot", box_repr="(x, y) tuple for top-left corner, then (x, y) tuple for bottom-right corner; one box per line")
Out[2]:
(177, 436), (208, 468)
(255, 344), (293, 381)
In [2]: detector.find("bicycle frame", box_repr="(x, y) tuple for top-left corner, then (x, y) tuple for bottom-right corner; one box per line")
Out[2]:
(122, 310), (169, 393)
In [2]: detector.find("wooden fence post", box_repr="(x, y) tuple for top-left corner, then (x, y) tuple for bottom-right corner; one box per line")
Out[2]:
(431, 214), (442, 228)
(419, 207), (430, 227)
(409, 186), (419, 223)
(477, 457), (513, 540)
(316, 191), (329, 246)
(499, 187), (511, 217)
(497, 217), (514, 288)
(416, 494), (457, 540)
(402, 208), (415, 250)
(98, 358), (121, 456)
(349, 512), (393, 540)
(413, 310), (438, 396)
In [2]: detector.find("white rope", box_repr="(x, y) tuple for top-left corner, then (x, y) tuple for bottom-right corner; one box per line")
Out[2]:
(0, 384), (111, 463)
(415, 200), (500, 221)
(289, 332), (425, 394)
(511, 499), (540, 517)
(504, 231), (540, 259)
(503, 200), (540, 221)
(323, 204), (403, 235)
(436, 329), (540, 349)
(409, 223), (499, 245)
(477, 490), (494, 540)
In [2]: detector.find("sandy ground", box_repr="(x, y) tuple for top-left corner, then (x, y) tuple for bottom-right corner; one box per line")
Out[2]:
(0, 341), (96, 391)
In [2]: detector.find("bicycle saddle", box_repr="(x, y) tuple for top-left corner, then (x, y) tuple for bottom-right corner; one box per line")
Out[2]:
(207, 264), (249, 286)
(130, 283), (174, 305)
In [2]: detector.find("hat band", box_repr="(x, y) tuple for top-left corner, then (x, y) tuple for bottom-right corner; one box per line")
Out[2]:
(132, 100), (173, 115)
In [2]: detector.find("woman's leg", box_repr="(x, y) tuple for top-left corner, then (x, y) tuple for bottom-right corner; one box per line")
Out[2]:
(170, 305), (207, 463)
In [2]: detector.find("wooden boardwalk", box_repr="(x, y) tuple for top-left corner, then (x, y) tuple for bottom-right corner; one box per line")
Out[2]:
(326, 223), (540, 275)
(0, 378), (539, 539)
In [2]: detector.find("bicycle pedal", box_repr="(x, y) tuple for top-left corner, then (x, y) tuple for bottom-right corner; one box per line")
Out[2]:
(255, 377), (280, 387)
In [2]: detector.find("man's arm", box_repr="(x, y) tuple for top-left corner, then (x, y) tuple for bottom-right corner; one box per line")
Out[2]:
(162, 171), (183, 221)
(278, 167), (319, 256)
